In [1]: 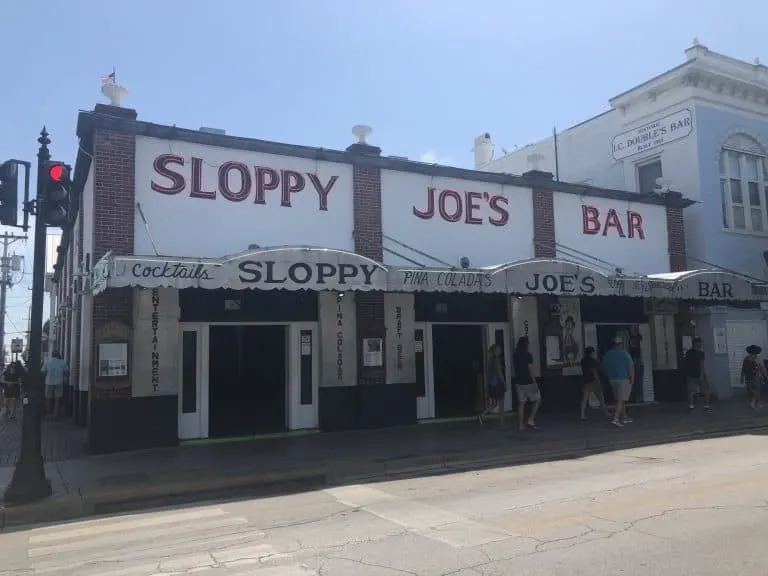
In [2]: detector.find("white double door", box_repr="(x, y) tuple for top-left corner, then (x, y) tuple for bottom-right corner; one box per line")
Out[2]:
(177, 322), (319, 440)
(416, 323), (512, 420)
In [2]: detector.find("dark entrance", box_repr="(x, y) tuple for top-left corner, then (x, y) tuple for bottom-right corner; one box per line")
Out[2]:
(432, 324), (485, 418)
(596, 324), (644, 404)
(209, 325), (287, 437)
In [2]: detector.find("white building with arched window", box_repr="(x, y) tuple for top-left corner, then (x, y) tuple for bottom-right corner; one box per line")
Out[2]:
(477, 40), (768, 399)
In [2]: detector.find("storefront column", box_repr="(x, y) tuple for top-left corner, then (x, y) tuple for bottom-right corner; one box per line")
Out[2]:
(665, 191), (687, 272)
(526, 170), (556, 258)
(88, 104), (177, 454)
(348, 143), (414, 427)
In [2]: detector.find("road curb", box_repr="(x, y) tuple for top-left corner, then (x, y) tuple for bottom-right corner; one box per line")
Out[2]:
(2, 420), (767, 530)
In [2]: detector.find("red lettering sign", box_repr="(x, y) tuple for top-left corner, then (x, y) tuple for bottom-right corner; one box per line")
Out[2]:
(413, 187), (509, 226)
(581, 205), (645, 239)
(150, 154), (338, 211)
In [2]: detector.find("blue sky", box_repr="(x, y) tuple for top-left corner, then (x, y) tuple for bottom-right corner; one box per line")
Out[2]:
(0, 0), (766, 355)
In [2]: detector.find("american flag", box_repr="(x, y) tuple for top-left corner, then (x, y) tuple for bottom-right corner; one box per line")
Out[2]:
(100, 71), (116, 85)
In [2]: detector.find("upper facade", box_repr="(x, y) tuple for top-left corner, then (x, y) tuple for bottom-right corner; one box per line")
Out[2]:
(55, 104), (688, 285)
(480, 40), (768, 281)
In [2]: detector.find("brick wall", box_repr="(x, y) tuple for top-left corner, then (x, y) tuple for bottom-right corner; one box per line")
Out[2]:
(665, 196), (687, 272)
(91, 105), (137, 397)
(348, 146), (385, 387)
(532, 188), (556, 258)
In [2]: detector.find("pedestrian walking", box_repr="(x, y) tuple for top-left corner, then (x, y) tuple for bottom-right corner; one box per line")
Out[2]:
(42, 351), (68, 419)
(580, 346), (610, 420)
(601, 336), (634, 427)
(741, 345), (767, 410)
(684, 337), (711, 412)
(1, 361), (25, 420)
(478, 344), (506, 427)
(513, 336), (541, 432)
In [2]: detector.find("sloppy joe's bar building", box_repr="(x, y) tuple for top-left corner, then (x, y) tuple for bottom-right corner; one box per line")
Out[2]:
(54, 103), (768, 454)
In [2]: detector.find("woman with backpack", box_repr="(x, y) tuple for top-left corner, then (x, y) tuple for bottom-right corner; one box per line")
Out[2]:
(741, 345), (767, 410)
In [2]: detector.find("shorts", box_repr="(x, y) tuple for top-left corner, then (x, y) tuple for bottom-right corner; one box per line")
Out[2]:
(3, 385), (19, 399)
(687, 377), (710, 395)
(517, 383), (541, 403)
(45, 385), (63, 400)
(610, 379), (632, 402)
(488, 384), (505, 401)
(583, 380), (602, 394)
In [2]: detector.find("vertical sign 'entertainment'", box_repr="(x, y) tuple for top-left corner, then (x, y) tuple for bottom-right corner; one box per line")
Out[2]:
(336, 294), (344, 383)
(395, 306), (403, 371)
(151, 289), (160, 392)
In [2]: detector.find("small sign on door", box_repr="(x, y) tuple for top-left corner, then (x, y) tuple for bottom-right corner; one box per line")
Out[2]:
(301, 333), (312, 356)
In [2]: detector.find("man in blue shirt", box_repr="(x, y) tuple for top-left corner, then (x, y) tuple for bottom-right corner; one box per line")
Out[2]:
(601, 337), (634, 427)
(42, 351), (68, 419)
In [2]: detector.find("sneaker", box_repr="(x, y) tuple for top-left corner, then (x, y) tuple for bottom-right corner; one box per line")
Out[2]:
(622, 417), (633, 424)
(611, 420), (624, 428)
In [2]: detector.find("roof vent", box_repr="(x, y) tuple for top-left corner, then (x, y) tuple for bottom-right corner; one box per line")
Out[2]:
(200, 127), (226, 135)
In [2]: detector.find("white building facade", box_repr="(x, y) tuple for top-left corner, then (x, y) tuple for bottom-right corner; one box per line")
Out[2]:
(479, 41), (768, 399)
(51, 100), (766, 454)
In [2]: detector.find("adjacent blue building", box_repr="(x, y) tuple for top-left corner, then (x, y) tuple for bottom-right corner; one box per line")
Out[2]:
(480, 40), (768, 399)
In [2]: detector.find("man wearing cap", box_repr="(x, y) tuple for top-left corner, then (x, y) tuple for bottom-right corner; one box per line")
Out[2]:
(601, 336), (634, 427)
(684, 337), (711, 412)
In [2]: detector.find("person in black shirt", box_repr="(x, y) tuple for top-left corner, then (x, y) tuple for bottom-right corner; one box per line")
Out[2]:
(684, 337), (710, 411)
(1, 361), (25, 420)
(580, 346), (609, 420)
(513, 336), (541, 432)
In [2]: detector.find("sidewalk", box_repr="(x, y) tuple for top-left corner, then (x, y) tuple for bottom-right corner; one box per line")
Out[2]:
(2, 401), (768, 531)
(0, 414), (87, 466)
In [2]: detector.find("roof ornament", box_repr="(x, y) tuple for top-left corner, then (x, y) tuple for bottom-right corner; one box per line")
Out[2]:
(352, 125), (372, 145)
(100, 67), (128, 107)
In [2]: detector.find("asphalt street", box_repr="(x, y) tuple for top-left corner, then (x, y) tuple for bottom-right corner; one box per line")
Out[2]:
(2, 433), (768, 575)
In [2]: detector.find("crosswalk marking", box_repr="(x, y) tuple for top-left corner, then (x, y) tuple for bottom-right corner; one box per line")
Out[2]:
(21, 504), (322, 576)
(28, 506), (230, 545)
(28, 516), (250, 558)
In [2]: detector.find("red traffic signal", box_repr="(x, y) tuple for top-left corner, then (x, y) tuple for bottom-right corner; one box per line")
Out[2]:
(47, 162), (68, 183)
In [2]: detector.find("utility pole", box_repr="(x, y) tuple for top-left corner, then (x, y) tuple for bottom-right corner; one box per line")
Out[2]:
(0, 232), (27, 370)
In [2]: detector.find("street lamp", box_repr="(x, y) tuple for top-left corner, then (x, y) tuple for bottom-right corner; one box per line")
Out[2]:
(3, 127), (71, 504)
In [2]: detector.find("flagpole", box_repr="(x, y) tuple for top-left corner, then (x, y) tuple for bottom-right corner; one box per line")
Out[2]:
(552, 126), (560, 181)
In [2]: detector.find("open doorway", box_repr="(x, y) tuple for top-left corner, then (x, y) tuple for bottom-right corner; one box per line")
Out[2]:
(208, 325), (287, 437)
(431, 324), (485, 418)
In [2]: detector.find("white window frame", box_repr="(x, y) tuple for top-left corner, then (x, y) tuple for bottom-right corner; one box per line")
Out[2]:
(720, 144), (768, 235)
(636, 157), (663, 195)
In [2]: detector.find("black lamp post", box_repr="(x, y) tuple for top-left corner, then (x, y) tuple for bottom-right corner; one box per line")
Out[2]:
(3, 128), (53, 504)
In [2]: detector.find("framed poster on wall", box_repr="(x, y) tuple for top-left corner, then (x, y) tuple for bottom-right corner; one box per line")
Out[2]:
(97, 340), (129, 379)
(363, 338), (383, 367)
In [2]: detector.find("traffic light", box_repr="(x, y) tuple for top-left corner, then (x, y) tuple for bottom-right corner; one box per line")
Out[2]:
(0, 161), (18, 226)
(41, 161), (72, 227)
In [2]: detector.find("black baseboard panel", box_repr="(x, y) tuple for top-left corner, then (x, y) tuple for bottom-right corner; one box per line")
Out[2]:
(319, 386), (359, 431)
(88, 395), (179, 454)
(319, 383), (419, 431)
(359, 382), (418, 429)
(73, 389), (89, 428)
(653, 370), (686, 402)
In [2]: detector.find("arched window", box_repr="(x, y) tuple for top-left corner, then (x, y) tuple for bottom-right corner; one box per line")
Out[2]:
(720, 135), (768, 233)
